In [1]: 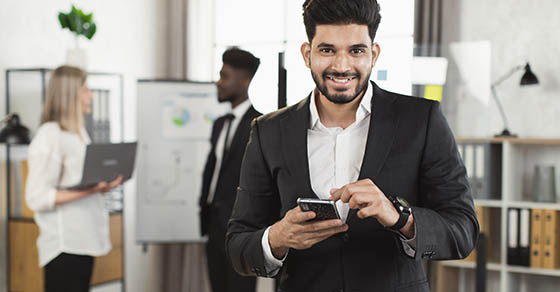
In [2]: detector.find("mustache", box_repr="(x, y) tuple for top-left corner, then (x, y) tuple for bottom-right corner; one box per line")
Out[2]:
(323, 71), (360, 79)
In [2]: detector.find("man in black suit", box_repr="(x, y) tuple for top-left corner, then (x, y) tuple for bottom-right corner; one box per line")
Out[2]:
(226, 1), (479, 291)
(199, 48), (261, 292)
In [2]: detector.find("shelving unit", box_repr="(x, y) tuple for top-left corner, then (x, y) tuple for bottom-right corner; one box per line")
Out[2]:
(442, 260), (502, 272)
(507, 265), (560, 277)
(475, 199), (503, 208)
(2, 68), (125, 292)
(434, 137), (560, 292)
(507, 201), (560, 211)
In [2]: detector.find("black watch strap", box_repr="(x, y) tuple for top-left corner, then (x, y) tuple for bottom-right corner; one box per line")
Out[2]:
(388, 196), (411, 231)
(390, 211), (409, 230)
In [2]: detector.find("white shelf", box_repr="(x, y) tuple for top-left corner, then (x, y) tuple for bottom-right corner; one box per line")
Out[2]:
(506, 201), (560, 211)
(475, 199), (503, 208)
(444, 138), (560, 292)
(457, 137), (560, 145)
(507, 265), (560, 277)
(441, 260), (502, 271)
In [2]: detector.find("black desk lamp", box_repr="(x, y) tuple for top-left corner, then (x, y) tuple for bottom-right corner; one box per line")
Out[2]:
(491, 63), (539, 137)
(0, 113), (31, 144)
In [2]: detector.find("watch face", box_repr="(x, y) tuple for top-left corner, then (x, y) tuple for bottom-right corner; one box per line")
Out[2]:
(396, 197), (410, 208)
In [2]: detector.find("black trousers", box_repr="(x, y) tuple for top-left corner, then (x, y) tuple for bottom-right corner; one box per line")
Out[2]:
(45, 253), (94, 292)
(206, 212), (256, 292)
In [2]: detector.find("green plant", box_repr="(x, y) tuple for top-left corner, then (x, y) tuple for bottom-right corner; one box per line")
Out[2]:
(58, 5), (96, 40)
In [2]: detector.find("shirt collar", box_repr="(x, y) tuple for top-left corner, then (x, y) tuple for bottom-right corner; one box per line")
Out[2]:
(230, 98), (251, 119)
(309, 82), (373, 129)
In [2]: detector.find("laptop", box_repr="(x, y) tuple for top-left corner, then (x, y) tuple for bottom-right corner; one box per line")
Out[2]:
(64, 142), (138, 190)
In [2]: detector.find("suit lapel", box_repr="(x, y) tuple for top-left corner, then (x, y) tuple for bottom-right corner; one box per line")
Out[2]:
(280, 96), (315, 198)
(213, 116), (225, 143)
(278, 84), (399, 206)
(210, 117), (226, 154)
(348, 82), (399, 223)
(359, 82), (398, 179)
(223, 106), (256, 163)
(200, 116), (226, 203)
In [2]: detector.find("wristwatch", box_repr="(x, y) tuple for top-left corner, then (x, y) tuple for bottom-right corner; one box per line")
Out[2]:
(388, 196), (412, 231)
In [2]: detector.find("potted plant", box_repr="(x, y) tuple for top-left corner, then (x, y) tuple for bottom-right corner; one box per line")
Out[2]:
(58, 5), (96, 68)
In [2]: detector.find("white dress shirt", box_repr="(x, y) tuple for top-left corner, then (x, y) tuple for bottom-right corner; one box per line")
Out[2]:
(26, 122), (111, 267)
(207, 99), (252, 204)
(261, 84), (416, 276)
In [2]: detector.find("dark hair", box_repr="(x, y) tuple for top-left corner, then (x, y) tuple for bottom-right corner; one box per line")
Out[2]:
(303, 0), (382, 43)
(222, 47), (261, 79)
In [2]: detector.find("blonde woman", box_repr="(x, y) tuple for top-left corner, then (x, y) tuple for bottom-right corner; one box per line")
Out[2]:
(25, 66), (122, 292)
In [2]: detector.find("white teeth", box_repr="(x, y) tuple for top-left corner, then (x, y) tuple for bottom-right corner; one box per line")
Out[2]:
(328, 76), (353, 83)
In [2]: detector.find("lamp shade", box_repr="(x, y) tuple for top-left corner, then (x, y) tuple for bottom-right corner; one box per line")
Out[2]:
(0, 114), (31, 144)
(520, 63), (539, 85)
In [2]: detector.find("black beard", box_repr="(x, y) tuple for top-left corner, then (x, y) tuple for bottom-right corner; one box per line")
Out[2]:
(311, 70), (370, 104)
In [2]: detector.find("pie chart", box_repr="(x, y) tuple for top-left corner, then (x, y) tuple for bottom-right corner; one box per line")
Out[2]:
(172, 107), (190, 126)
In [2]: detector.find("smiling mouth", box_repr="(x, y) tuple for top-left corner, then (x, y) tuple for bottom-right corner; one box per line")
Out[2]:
(326, 75), (357, 84)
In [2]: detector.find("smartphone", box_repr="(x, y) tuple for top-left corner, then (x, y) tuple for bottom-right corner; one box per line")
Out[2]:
(297, 198), (341, 221)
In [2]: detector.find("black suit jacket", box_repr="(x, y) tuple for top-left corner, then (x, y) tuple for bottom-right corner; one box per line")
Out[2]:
(226, 83), (479, 292)
(199, 105), (261, 237)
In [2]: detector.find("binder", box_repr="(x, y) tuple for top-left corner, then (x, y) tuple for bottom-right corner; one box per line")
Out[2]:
(457, 142), (502, 200)
(464, 144), (475, 178)
(530, 209), (544, 268)
(543, 210), (560, 269)
(507, 208), (520, 265)
(475, 144), (485, 180)
(519, 208), (531, 266)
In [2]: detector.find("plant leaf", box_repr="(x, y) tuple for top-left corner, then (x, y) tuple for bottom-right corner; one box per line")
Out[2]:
(83, 12), (93, 23)
(59, 5), (96, 39)
(71, 10), (83, 34)
(85, 23), (96, 40)
(58, 13), (70, 29)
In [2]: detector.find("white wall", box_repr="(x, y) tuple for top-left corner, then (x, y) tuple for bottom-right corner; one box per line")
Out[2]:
(441, 0), (560, 138)
(0, 1), (168, 291)
(189, 0), (415, 115)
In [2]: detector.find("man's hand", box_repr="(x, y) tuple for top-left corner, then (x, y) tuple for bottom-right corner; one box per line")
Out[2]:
(329, 179), (414, 238)
(268, 205), (348, 259)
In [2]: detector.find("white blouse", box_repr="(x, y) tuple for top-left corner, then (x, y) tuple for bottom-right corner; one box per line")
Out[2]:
(26, 122), (111, 267)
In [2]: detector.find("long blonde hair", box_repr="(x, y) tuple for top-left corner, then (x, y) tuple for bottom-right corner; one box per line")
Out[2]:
(40, 65), (87, 135)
